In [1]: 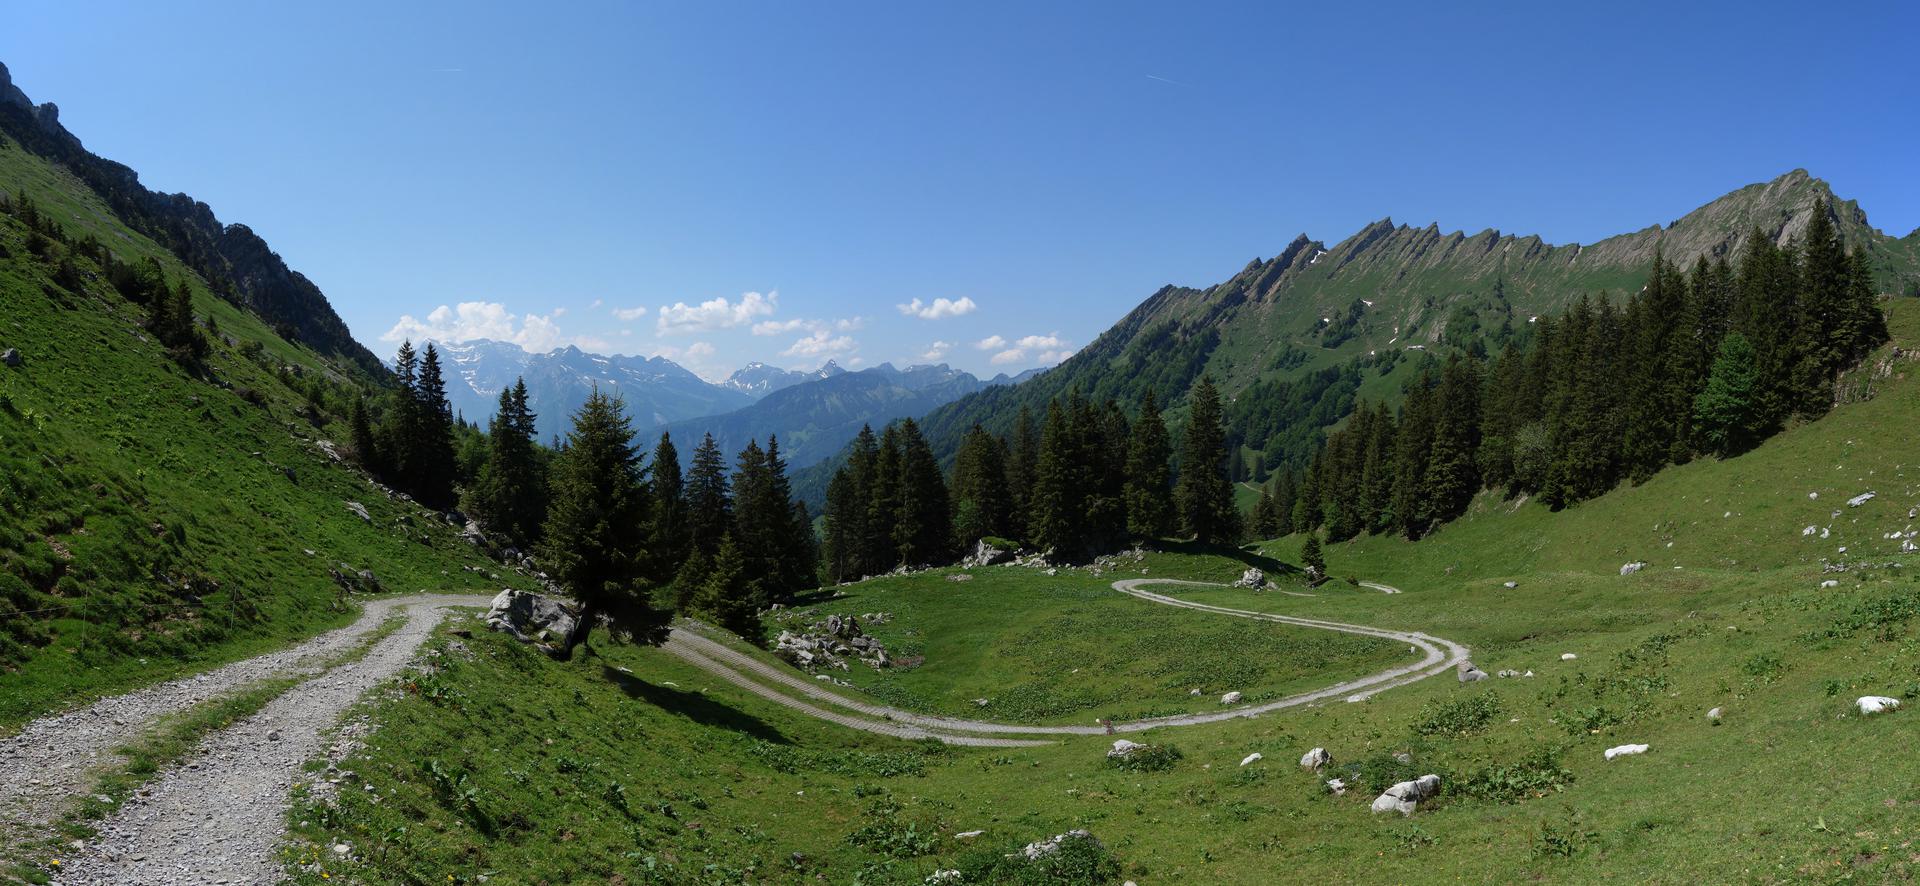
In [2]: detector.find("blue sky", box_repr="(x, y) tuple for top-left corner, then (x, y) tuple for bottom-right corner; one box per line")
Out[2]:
(5, 1), (1915, 380)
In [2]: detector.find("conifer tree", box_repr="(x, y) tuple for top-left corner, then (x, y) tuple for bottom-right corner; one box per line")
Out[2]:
(894, 419), (952, 565)
(1300, 534), (1326, 584)
(1692, 332), (1762, 457)
(731, 440), (789, 602)
(646, 433), (687, 583)
(348, 398), (381, 474)
(1177, 375), (1237, 544)
(411, 344), (461, 510)
(685, 433), (733, 557)
(866, 426), (905, 569)
(1028, 400), (1077, 554)
(1005, 406), (1040, 542)
(951, 423), (1012, 546)
(821, 467), (861, 583)
(470, 378), (547, 545)
(384, 340), (421, 482)
(1123, 388), (1175, 540)
(690, 534), (765, 642)
(538, 390), (666, 658)
(1252, 482), (1281, 539)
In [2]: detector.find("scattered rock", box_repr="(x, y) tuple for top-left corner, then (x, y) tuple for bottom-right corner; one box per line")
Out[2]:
(926, 870), (962, 883)
(945, 573), (973, 582)
(1857, 696), (1901, 715)
(1299, 747), (1331, 771)
(1370, 774), (1441, 815)
(1496, 669), (1521, 678)
(1239, 752), (1263, 767)
(1021, 829), (1101, 861)
(1848, 492), (1877, 507)
(954, 830), (985, 839)
(960, 539), (1015, 568)
(1220, 691), (1243, 705)
(266, 730), (281, 742)
(1560, 653), (1578, 661)
(1604, 743), (1649, 760)
(1707, 707), (1723, 723)
(1106, 739), (1144, 760)
(343, 501), (371, 523)
(1230, 568), (1269, 590)
(1457, 661), (1488, 682)
(0, 348), (18, 367)
(483, 589), (579, 646)
(1820, 579), (1840, 588)
(1502, 581), (1518, 589)
(1325, 777), (1348, 796)
(1189, 688), (1202, 696)
(973, 698), (990, 707)
(1620, 561), (1647, 576)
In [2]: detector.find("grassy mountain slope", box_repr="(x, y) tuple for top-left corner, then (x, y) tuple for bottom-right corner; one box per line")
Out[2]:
(0, 124), (531, 731)
(282, 301), (1920, 884)
(0, 61), (381, 375)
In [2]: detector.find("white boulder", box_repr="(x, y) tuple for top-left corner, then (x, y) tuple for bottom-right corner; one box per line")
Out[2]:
(1240, 752), (1263, 767)
(1604, 743), (1649, 760)
(1849, 492), (1877, 507)
(1369, 774), (1441, 815)
(484, 589), (579, 645)
(1560, 653), (1578, 661)
(1299, 747), (1331, 771)
(1858, 696), (1901, 715)
(1220, 691), (1243, 705)
(1620, 561), (1648, 576)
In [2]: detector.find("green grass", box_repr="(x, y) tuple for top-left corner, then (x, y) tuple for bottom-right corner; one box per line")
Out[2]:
(744, 555), (1404, 725)
(0, 137), (537, 731)
(280, 302), (1920, 883)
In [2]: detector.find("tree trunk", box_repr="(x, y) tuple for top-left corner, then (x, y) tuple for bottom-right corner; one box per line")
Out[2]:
(551, 604), (597, 660)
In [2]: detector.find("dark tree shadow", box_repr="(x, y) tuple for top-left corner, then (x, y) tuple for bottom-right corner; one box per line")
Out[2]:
(602, 665), (789, 744)
(788, 587), (845, 607)
(1155, 539), (1295, 575)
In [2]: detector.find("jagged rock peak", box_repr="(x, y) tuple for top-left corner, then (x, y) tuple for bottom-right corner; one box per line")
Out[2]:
(0, 61), (31, 109)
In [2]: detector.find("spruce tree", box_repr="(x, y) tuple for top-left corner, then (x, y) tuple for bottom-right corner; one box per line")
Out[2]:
(1252, 482), (1281, 539)
(821, 466), (861, 583)
(690, 534), (766, 643)
(866, 426), (905, 569)
(1028, 400), (1077, 555)
(894, 419), (952, 566)
(471, 378), (547, 545)
(1005, 406), (1040, 542)
(646, 433), (687, 583)
(685, 433), (733, 557)
(538, 390), (666, 658)
(1123, 388), (1174, 540)
(384, 341), (421, 483)
(348, 398), (381, 474)
(1176, 375), (1236, 544)
(951, 423), (1012, 546)
(1300, 534), (1326, 584)
(1692, 332), (1762, 457)
(731, 440), (789, 602)
(411, 344), (461, 510)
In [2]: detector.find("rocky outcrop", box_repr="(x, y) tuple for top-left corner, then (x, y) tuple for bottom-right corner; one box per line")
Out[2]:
(1230, 568), (1269, 590)
(484, 589), (578, 645)
(1370, 774), (1441, 815)
(961, 539), (1015, 568)
(771, 612), (893, 671)
(1021, 829), (1101, 861)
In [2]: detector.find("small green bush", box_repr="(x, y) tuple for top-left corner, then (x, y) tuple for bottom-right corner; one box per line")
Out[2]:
(1413, 693), (1503, 737)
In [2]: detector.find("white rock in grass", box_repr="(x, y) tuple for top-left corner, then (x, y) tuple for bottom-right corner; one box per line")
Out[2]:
(1620, 561), (1648, 575)
(1857, 696), (1901, 715)
(1326, 777), (1348, 795)
(1561, 653), (1578, 661)
(954, 830), (985, 839)
(1802, 525), (1818, 536)
(1107, 739), (1143, 759)
(1220, 691), (1243, 705)
(1707, 706), (1724, 723)
(1240, 752), (1263, 767)
(1300, 747), (1331, 771)
(1370, 774), (1441, 815)
(1503, 581), (1518, 589)
(1604, 744), (1649, 760)
(1849, 492), (1876, 507)
(1821, 580), (1840, 588)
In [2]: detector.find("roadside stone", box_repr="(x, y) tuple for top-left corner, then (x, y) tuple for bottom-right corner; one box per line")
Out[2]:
(1220, 691), (1243, 705)
(483, 589), (578, 646)
(1230, 568), (1268, 590)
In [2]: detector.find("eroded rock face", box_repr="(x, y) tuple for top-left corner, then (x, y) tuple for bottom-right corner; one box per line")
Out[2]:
(961, 540), (1015, 568)
(1370, 774), (1441, 815)
(484, 589), (578, 645)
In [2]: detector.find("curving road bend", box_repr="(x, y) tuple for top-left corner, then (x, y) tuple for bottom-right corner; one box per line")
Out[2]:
(662, 578), (1469, 740)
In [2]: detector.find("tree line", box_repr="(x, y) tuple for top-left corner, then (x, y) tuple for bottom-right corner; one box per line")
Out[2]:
(347, 347), (820, 657)
(816, 376), (1239, 582)
(1272, 204), (1886, 543)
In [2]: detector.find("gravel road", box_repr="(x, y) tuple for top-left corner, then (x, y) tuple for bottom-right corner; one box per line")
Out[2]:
(1, 593), (484, 885)
(664, 577), (1468, 739)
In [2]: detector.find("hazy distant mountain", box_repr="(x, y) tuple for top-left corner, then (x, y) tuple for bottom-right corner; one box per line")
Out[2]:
(722, 361), (846, 398)
(660, 363), (1000, 472)
(426, 339), (753, 441)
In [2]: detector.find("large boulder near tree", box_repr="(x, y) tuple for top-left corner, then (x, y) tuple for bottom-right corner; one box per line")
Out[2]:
(485, 589), (579, 646)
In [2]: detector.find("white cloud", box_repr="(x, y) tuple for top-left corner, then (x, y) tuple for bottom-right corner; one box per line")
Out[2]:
(985, 332), (1074, 367)
(590, 298), (604, 309)
(382, 301), (608, 353)
(752, 318), (813, 336)
(921, 340), (953, 361)
(897, 297), (978, 320)
(613, 305), (649, 321)
(782, 329), (858, 360)
(835, 316), (866, 331)
(657, 290), (778, 334)
(686, 341), (716, 358)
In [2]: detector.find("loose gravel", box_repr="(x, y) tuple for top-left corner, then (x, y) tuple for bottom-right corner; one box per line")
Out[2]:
(0, 593), (483, 885)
